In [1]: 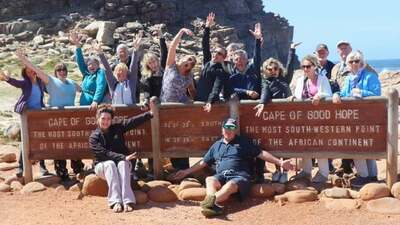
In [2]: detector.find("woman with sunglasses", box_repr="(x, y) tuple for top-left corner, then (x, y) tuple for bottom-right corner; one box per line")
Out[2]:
(160, 27), (197, 170)
(332, 50), (381, 188)
(12, 50), (85, 184)
(291, 54), (332, 183)
(252, 42), (301, 183)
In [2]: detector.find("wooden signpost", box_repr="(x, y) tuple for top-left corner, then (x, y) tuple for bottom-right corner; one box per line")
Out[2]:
(20, 90), (398, 188)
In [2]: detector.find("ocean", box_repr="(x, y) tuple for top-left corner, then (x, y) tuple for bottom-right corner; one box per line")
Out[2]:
(366, 59), (400, 73)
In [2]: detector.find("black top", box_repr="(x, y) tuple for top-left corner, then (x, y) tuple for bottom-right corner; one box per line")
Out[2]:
(259, 76), (292, 103)
(89, 112), (153, 165)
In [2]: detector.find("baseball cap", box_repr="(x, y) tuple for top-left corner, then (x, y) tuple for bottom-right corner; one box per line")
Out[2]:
(336, 40), (350, 48)
(222, 118), (237, 130)
(315, 43), (328, 51)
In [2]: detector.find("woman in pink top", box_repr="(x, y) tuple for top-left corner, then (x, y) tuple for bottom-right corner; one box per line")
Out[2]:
(292, 54), (332, 183)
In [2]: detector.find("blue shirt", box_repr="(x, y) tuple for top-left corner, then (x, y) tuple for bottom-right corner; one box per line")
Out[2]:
(46, 76), (77, 107)
(27, 83), (42, 109)
(203, 135), (261, 176)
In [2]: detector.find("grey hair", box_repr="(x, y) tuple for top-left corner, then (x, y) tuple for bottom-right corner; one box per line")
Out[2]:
(86, 55), (100, 66)
(227, 43), (242, 52)
(301, 54), (319, 67)
(346, 50), (365, 66)
(234, 49), (248, 60)
(116, 44), (129, 54)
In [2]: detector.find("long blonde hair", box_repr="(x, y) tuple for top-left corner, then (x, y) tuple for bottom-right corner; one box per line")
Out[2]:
(262, 58), (285, 78)
(141, 52), (159, 78)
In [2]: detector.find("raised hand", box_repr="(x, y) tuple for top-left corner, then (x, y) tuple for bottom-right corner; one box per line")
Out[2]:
(205, 12), (215, 28)
(69, 30), (82, 46)
(0, 70), (10, 81)
(290, 42), (302, 49)
(91, 39), (103, 53)
(249, 23), (262, 40)
(253, 104), (264, 117)
(133, 30), (143, 50)
(15, 49), (27, 60)
(179, 28), (193, 36)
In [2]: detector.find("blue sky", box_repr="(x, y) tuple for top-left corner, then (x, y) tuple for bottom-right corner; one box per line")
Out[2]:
(263, 0), (399, 60)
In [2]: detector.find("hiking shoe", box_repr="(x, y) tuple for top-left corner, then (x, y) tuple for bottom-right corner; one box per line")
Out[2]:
(279, 171), (288, 183)
(350, 176), (370, 188)
(311, 171), (328, 183)
(368, 176), (378, 182)
(290, 171), (311, 181)
(201, 204), (223, 217)
(271, 171), (282, 182)
(200, 195), (216, 209)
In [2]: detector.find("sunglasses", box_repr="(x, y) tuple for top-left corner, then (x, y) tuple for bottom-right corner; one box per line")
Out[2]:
(223, 125), (237, 130)
(266, 67), (278, 72)
(348, 60), (360, 64)
(56, 68), (67, 72)
(301, 64), (313, 69)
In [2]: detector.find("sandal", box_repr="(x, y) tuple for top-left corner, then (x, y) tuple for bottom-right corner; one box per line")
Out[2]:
(112, 203), (123, 213)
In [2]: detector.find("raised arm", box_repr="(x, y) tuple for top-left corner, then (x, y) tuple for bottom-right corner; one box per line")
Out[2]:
(165, 28), (193, 68)
(202, 12), (215, 65)
(284, 42), (302, 84)
(1, 70), (25, 88)
(128, 31), (143, 87)
(122, 98), (155, 132)
(250, 23), (262, 78)
(70, 30), (87, 75)
(93, 40), (117, 93)
(15, 50), (49, 84)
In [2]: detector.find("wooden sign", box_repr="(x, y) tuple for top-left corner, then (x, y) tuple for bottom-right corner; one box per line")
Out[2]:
(158, 103), (229, 156)
(240, 99), (387, 153)
(26, 106), (152, 160)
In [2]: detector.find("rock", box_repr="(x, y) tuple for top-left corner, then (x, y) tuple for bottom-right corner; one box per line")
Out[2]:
(0, 183), (11, 192)
(178, 179), (202, 192)
(126, 21), (144, 32)
(0, 162), (18, 171)
(69, 13), (81, 21)
(323, 199), (361, 211)
(250, 183), (276, 198)
(178, 187), (206, 201)
(82, 174), (108, 197)
(0, 152), (17, 163)
(272, 183), (286, 195)
(96, 21), (116, 46)
(168, 184), (180, 196)
(359, 183), (391, 201)
(4, 123), (20, 140)
(134, 190), (148, 204)
(34, 175), (61, 187)
(275, 190), (318, 203)
(10, 181), (23, 191)
(32, 35), (45, 45)
(321, 187), (351, 199)
(69, 183), (82, 192)
(15, 31), (32, 41)
(83, 21), (102, 37)
(148, 186), (178, 202)
(145, 180), (171, 189)
(349, 190), (360, 199)
(21, 182), (46, 194)
(367, 197), (400, 214)
(55, 185), (67, 192)
(391, 182), (400, 199)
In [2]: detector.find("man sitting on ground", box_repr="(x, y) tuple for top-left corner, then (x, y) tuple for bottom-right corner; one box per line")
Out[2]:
(173, 118), (293, 217)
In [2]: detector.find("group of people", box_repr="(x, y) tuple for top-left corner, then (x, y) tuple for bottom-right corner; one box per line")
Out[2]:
(0, 12), (382, 216)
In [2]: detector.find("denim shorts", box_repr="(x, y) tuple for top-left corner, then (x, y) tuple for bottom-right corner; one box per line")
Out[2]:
(214, 170), (251, 200)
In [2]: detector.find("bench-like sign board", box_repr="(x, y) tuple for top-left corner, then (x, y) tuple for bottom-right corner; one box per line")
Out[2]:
(240, 100), (387, 158)
(25, 106), (152, 160)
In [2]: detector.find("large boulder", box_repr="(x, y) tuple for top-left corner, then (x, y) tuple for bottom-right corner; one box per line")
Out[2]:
(10, 181), (24, 191)
(275, 190), (318, 203)
(4, 123), (20, 140)
(82, 174), (108, 197)
(83, 21), (102, 37)
(148, 186), (178, 202)
(359, 183), (391, 201)
(250, 183), (276, 198)
(178, 187), (206, 201)
(134, 190), (148, 204)
(96, 21), (116, 46)
(32, 35), (45, 45)
(0, 162), (18, 171)
(323, 199), (361, 211)
(366, 197), (400, 214)
(0, 152), (16, 163)
(272, 183), (286, 195)
(178, 179), (202, 192)
(391, 182), (400, 199)
(0, 183), (11, 192)
(69, 183), (82, 192)
(21, 182), (46, 194)
(142, 180), (172, 192)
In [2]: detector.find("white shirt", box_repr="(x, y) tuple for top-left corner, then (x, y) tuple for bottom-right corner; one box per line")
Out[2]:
(112, 81), (133, 105)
